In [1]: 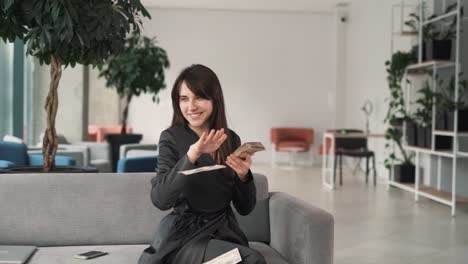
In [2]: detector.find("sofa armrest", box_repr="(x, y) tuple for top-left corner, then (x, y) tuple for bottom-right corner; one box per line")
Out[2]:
(269, 192), (334, 264)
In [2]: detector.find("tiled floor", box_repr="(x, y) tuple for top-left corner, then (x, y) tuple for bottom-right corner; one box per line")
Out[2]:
(251, 163), (468, 264)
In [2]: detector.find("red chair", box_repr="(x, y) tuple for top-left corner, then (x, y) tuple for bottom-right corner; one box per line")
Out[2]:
(270, 128), (314, 167)
(88, 125), (133, 142)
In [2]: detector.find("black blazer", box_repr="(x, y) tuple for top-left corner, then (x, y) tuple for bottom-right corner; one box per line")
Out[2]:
(138, 124), (257, 264)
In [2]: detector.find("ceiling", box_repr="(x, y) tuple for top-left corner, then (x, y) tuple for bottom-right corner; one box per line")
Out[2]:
(140, 0), (350, 12)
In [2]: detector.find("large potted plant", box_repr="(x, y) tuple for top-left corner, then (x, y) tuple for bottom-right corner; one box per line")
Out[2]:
(384, 51), (416, 183)
(0, 0), (150, 172)
(98, 32), (169, 171)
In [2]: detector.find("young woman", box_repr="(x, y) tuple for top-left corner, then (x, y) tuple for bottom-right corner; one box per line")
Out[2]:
(138, 64), (266, 264)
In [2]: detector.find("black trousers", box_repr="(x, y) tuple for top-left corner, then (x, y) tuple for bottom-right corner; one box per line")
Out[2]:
(203, 239), (267, 264)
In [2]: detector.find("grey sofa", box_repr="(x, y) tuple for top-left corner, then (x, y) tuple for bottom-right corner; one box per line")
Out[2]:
(0, 173), (334, 264)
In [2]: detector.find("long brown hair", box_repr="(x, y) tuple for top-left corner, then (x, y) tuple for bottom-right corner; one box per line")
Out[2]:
(171, 64), (231, 164)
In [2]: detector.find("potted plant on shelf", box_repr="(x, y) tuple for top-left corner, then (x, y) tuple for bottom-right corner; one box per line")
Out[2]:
(98, 32), (170, 172)
(404, 2), (435, 61)
(0, 0), (150, 172)
(434, 73), (468, 131)
(384, 50), (416, 183)
(405, 2), (461, 61)
(413, 79), (434, 149)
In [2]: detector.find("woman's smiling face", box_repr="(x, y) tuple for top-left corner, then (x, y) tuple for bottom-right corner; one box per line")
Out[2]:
(179, 81), (213, 133)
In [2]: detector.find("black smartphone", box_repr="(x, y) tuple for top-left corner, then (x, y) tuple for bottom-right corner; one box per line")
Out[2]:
(73, 250), (108, 260)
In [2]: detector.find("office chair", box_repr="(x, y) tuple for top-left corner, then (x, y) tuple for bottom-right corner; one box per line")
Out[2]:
(117, 156), (158, 173)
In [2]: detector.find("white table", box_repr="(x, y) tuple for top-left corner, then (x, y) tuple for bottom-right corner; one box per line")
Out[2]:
(321, 132), (385, 189)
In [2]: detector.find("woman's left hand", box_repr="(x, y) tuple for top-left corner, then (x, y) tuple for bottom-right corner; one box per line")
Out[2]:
(226, 153), (252, 182)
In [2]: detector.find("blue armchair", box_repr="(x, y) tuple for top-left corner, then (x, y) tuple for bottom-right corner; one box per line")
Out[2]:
(0, 141), (76, 168)
(117, 156), (158, 173)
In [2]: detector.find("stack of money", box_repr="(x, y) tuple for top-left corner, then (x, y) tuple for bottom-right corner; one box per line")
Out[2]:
(233, 142), (265, 159)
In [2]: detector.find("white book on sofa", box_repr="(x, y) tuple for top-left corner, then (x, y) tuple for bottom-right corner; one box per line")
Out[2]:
(202, 248), (242, 264)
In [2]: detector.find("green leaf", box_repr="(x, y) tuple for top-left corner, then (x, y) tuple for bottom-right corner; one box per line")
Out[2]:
(3, 0), (14, 10)
(97, 32), (170, 125)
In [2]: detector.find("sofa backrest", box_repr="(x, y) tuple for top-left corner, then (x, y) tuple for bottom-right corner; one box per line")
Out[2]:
(0, 172), (270, 246)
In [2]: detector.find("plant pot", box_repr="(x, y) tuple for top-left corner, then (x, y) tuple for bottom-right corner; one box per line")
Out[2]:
(393, 163), (415, 183)
(105, 133), (143, 172)
(415, 126), (425, 147)
(445, 109), (468, 131)
(425, 128), (432, 148)
(390, 117), (404, 128)
(431, 39), (452, 61)
(435, 110), (447, 130)
(0, 166), (99, 173)
(424, 40), (452, 61)
(416, 126), (432, 148)
(416, 126), (431, 148)
(435, 136), (452, 150)
(406, 121), (417, 146)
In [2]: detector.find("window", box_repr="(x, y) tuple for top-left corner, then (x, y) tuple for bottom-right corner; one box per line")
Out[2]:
(0, 40), (34, 143)
(0, 40), (14, 138)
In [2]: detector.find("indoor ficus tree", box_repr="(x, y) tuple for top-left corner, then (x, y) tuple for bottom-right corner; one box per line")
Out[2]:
(0, 0), (150, 171)
(98, 32), (170, 134)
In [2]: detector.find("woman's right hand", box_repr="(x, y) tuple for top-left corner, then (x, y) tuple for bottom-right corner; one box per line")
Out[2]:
(188, 129), (227, 163)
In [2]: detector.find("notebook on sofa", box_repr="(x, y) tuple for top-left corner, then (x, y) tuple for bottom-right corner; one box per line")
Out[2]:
(0, 246), (37, 264)
(202, 248), (241, 264)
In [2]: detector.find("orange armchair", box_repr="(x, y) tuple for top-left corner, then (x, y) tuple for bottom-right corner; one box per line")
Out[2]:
(270, 127), (314, 167)
(88, 125), (133, 142)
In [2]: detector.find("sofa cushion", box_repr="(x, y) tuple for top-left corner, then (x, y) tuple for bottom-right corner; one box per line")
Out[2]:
(28, 244), (146, 264)
(27, 243), (287, 264)
(250, 242), (288, 264)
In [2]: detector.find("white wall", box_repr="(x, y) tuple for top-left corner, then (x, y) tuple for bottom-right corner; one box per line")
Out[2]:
(88, 68), (121, 126)
(342, 0), (406, 177)
(126, 8), (337, 163)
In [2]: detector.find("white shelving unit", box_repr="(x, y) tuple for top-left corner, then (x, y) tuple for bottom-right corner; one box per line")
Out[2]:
(391, 0), (418, 55)
(388, 0), (417, 195)
(388, 0), (467, 216)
